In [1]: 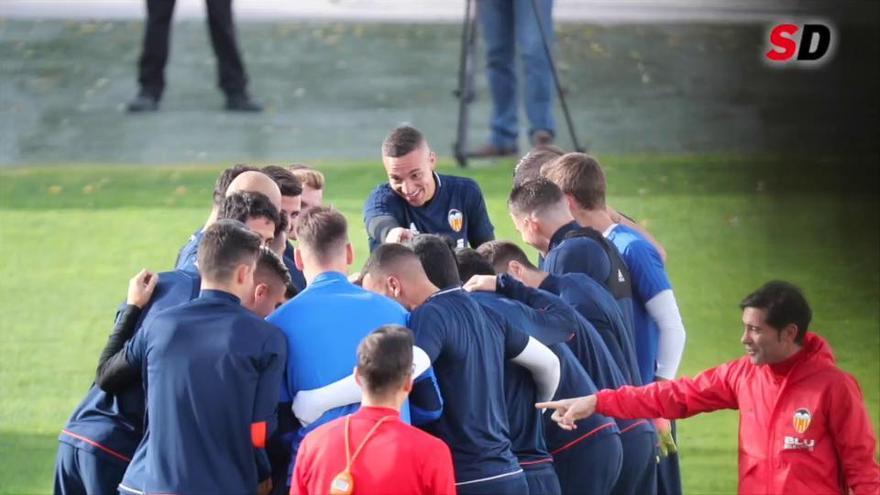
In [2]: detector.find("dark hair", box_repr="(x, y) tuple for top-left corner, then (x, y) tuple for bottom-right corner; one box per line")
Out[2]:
(213, 164), (257, 206)
(410, 234), (461, 289)
(507, 178), (565, 218)
(293, 206), (348, 262)
(219, 191), (281, 234)
(197, 219), (262, 283)
(476, 240), (537, 274)
(740, 281), (812, 344)
(356, 325), (414, 397)
(540, 152), (607, 210)
(382, 125), (426, 158)
(513, 145), (565, 186)
(255, 246), (292, 289)
(455, 248), (496, 281)
(361, 243), (422, 280)
(262, 165), (303, 198)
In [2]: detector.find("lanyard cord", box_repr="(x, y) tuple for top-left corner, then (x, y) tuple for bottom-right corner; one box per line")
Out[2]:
(344, 414), (394, 470)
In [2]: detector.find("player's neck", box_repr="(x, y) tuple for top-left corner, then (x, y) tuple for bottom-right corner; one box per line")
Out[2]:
(572, 208), (612, 232)
(304, 264), (347, 284)
(523, 269), (549, 289)
(361, 392), (404, 412)
(201, 280), (246, 302)
(410, 281), (440, 309)
(302, 254), (349, 284)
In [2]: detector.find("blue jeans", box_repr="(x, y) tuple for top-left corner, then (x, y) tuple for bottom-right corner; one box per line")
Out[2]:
(478, 0), (556, 149)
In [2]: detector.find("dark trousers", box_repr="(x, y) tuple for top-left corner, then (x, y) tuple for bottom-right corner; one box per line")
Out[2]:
(553, 433), (623, 495)
(137, 0), (248, 98)
(54, 442), (128, 495)
(614, 429), (658, 495)
(523, 463), (561, 495)
(656, 422), (683, 495)
(457, 471), (529, 495)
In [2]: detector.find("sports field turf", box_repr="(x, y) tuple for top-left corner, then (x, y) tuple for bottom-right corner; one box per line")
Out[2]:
(0, 155), (878, 494)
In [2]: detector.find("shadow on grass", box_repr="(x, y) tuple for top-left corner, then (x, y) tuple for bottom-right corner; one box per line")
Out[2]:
(0, 430), (58, 494)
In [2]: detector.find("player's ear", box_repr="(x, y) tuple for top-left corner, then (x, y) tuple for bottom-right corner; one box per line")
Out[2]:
(427, 149), (437, 170)
(235, 262), (253, 286)
(508, 260), (523, 277)
(564, 193), (578, 213)
(354, 369), (363, 388)
(780, 323), (799, 344)
(388, 275), (402, 298)
(254, 282), (268, 299)
(345, 243), (354, 266)
(293, 246), (304, 271)
(402, 375), (414, 394)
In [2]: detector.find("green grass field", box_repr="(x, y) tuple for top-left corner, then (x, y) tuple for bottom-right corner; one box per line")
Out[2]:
(0, 156), (877, 494)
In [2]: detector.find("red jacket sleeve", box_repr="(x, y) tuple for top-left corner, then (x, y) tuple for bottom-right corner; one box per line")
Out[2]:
(826, 373), (880, 495)
(596, 360), (741, 420)
(422, 438), (457, 495)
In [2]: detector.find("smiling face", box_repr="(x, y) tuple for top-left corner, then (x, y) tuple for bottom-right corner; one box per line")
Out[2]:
(383, 143), (437, 207)
(741, 306), (796, 365)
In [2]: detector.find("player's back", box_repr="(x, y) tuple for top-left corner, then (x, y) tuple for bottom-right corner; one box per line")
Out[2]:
(138, 291), (285, 494)
(267, 271), (409, 449)
(543, 272), (642, 386)
(545, 222), (638, 351)
(293, 407), (455, 495)
(409, 288), (523, 485)
(474, 292), (622, 456)
(606, 223), (672, 385)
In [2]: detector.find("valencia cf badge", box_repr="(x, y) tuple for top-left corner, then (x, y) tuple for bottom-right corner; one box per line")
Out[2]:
(448, 209), (464, 232)
(793, 408), (811, 434)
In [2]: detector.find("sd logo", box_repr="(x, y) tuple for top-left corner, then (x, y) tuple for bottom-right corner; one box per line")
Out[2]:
(766, 23), (834, 64)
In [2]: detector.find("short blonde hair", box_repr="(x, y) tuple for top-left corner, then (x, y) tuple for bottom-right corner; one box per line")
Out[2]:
(287, 165), (325, 190)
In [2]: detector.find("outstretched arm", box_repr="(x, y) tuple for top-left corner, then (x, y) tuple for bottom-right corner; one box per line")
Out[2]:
(291, 346), (432, 425)
(538, 360), (741, 429)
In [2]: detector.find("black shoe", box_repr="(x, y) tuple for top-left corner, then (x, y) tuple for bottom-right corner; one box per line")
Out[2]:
(225, 94), (263, 112)
(126, 93), (159, 112)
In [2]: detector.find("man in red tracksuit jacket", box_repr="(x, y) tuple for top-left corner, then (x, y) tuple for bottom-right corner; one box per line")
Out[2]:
(538, 280), (880, 495)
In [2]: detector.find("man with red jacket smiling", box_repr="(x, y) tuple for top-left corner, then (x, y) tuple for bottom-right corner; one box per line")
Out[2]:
(538, 280), (880, 495)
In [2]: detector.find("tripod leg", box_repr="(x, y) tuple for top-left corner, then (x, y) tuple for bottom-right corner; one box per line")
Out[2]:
(453, 0), (479, 167)
(528, 0), (585, 152)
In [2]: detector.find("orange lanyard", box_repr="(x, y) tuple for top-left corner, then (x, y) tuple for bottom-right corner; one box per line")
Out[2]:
(329, 414), (394, 495)
(345, 414), (394, 468)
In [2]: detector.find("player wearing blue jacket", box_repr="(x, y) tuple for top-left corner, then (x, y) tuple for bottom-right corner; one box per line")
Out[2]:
(361, 243), (560, 495)
(364, 125), (494, 251)
(412, 236), (561, 495)
(55, 269), (201, 495)
(268, 208), (440, 491)
(95, 221), (288, 495)
(458, 250), (628, 495)
(542, 152), (685, 495)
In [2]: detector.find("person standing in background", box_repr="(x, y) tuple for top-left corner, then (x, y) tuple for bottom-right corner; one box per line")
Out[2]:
(126, 0), (262, 112)
(470, 0), (556, 157)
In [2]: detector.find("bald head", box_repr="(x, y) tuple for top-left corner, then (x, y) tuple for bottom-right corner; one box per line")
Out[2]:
(226, 171), (282, 211)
